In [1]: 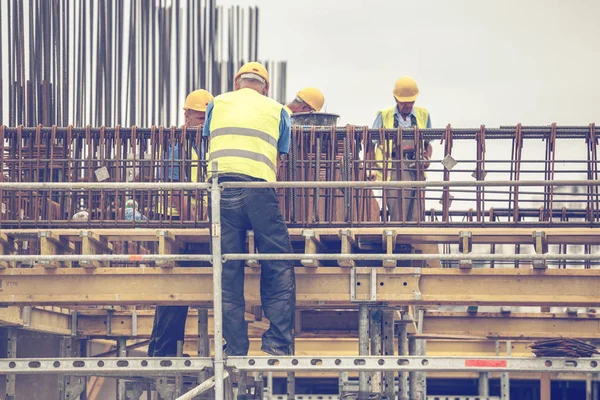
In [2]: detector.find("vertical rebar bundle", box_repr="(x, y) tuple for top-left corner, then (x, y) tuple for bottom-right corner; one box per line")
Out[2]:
(0, 0), (287, 127)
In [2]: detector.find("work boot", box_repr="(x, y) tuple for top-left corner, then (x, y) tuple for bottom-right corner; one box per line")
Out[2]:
(260, 344), (293, 356)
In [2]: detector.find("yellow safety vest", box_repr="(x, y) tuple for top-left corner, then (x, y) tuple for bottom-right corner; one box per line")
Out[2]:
(207, 88), (282, 182)
(157, 147), (201, 217)
(374, 106), (429, 181)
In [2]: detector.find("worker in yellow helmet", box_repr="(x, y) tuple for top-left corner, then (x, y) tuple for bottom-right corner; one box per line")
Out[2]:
(148, 89), (213, 358)
(205, 61), (295, 357)
(285, 87), (325, 114)
(371, 76), (439, 266)
(156, 89), (214, 220)
(372, 76), (431, 181)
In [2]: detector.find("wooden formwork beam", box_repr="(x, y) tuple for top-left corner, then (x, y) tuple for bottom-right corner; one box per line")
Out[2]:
(156, 230), (183, 268)
(38, 231), (75, 268)
(301, 230), (321, 268)
(80, 231), (113, 269)
(0, 267), (600, 307)
(0, 231), (17, 268)
(338, 229), (356, 268)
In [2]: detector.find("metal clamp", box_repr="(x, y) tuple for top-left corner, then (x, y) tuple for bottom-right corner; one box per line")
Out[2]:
(532, 231), (549, 269)
(412, 268), (422, 301)
(458, 231), (473, 269)
(70, 310), (78, 337)
(350, 268), (377, 303)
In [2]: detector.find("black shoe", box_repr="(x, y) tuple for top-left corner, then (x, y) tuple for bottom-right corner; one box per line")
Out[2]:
(152, 352), (190, 357)
(261, 345), (292, 356)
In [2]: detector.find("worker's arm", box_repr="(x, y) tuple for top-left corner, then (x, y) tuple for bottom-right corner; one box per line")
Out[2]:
(277, 108), (292, 175)
(202, 101), (214, 144)
(372, 113), (384, 130)
(426, 114), (432, 129)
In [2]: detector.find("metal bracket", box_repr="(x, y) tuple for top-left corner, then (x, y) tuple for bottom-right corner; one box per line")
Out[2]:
(22, 306), (32, 328)
(126, 382), (144, 400)
(247, 230), (261, 269)
(412, 268), (422, 301)
(301, 230), (322, 268)
(131, 310), (138, 336)
(156, 378), (176, 400)
(70, 310), (78, 336)
(350, 268), (377, 303)
(532, 231), (548, 269)
(458, 231), (473, 269)
(106, 308), (114, 336)
(65, 379), (85, 399)
(382, 229), (397, 269)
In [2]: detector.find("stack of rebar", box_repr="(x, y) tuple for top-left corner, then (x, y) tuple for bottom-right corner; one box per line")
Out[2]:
(0, 0), (287, 127)
(531, 338), (599, 358)
(1, 125), (599, 230)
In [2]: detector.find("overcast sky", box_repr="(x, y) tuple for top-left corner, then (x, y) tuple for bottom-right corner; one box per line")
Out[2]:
(221, 0), (600, 128)
(215, 0), (600, 210)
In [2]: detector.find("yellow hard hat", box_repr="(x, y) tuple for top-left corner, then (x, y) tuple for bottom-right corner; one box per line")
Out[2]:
(234, 62), (270, 88)
(393, 76), (419, 102)
(297, 87), (325, 112)
(183, 89), (214, 112)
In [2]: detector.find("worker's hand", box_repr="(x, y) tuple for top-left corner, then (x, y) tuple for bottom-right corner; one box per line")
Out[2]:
(367, 173), (377, 181)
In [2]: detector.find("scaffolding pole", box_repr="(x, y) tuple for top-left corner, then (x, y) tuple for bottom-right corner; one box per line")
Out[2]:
(358, 304), (370, 399)
(211, 162), (225, 400)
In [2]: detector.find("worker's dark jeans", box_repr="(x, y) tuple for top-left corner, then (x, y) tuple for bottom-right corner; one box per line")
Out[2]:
(148, 304), (188, 357)
(148, 240), (190, 357)
(216, 179), (296, 356)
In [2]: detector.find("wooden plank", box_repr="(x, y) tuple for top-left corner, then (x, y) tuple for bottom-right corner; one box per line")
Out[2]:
(338, 229), (355, 268)
(1, 267), (600, 307)
(80, 231), (113, 269)
(156, 230), (183, 268)
(38, 231), (75, 268)
(301, 230), (321, 268)
(0, 231), (16, 268)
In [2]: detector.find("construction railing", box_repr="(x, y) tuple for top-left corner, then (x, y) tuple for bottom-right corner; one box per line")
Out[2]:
(2, 125), (599, 229)
(1, 171), (600, 398)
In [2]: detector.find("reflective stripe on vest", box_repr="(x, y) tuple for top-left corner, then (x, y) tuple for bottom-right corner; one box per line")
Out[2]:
(207, 88), (282, 182)
(374, 106), (429, 181)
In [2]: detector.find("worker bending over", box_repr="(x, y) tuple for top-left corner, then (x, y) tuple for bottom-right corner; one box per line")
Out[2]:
(147, 89), (213, 357)
(205, 62), (296, 356)
(285, 87), (325, 114)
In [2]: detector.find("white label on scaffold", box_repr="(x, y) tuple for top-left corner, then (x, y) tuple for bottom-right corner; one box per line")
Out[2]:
(212, 223), (221, 238)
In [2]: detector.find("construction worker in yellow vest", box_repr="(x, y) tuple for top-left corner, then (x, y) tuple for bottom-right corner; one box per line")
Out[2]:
(371, 76), (439, 266)
(284, 87), (325, 115)
(204, 62), (295, 357)
(371, 76), (432, 182)
(156, 89), (213, 221)
(148, 89), (213, 358)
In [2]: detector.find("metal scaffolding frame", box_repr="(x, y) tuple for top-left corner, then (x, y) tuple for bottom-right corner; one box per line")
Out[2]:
(2, 176), (600, 399)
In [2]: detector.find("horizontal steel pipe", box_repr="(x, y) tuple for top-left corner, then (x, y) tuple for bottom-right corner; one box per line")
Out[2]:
(1, 125), (598, 140)
(1, 179), (598, 190)
(1, 252), (600, 263)
(0, 356), (596, 375)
